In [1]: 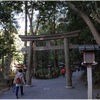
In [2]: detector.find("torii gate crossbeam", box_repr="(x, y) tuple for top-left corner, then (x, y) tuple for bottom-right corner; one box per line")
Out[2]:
(19, 30), (80, 41)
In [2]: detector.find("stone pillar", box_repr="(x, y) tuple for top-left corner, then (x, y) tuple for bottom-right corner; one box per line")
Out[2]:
(64, 38), (73, 88)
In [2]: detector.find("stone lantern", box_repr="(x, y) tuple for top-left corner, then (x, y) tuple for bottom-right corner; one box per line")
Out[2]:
(79, 44), (100, 99)
(79, 45), (99, 66)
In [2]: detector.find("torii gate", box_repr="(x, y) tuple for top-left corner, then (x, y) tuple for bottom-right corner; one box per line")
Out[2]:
(19, 30), (80, 88)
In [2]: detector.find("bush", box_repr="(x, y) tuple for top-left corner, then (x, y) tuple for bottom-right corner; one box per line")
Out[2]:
(35, 68), (48, 79)
(35, 68), (60, 79)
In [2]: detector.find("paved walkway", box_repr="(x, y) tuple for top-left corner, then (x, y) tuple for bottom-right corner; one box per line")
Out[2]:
(0, 71), (100, 99)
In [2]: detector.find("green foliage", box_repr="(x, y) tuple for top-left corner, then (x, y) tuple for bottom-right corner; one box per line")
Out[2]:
(93, 71), (100, 84)
(0, 1), (24, 73)
(0, 1), (23, 29)
(35, 67), (60, 79)
(35, 68), (51, 79)
(38, 51), (50, 67)
(0, 1), (99, 86)
(66, 1), (100, 88)
(70, 49), (83, 63)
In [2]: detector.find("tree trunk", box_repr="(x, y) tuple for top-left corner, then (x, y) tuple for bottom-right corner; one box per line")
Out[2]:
(27, 5), (34, 85)
(4, 56), (11, 79)
(26, 2), (40, 84)
(67, 2), (100, 46)
(54, 40), (58, 70)
(34, 13), (40, 75)
(53, 9), (58, 72)
(1, 56), (4, 69)
(33, 51), (38, 74)
(24, 1), (27, 65)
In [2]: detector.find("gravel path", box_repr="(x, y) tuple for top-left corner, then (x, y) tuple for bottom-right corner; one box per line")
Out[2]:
(0, 70), (99, 99)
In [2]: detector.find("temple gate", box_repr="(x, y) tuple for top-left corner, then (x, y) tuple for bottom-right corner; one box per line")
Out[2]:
(19, 30), (80, 88)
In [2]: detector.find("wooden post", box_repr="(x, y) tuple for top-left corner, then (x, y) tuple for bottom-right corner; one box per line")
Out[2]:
(87, 65), (92, 99)
(26, 41), (33, 86)
(76, 69), (78, 81)
(64, 38), (73, 88)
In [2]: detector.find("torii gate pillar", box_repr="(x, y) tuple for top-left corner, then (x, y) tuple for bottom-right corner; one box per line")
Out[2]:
(26, 41), (33, 86)
(64, 38), (73, 88)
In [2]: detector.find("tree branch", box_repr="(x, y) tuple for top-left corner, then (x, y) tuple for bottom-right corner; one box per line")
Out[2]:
(67, 1), (100, 46)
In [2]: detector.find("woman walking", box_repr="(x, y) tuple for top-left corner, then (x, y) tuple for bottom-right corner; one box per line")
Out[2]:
(13, 69), (26, 99)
